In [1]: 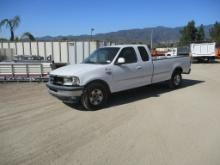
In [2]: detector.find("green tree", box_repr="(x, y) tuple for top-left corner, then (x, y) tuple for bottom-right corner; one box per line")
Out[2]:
(21, 32), (36, 41)
(210, 21), (220, 46)
(14, 36), (20, 41)
(180, 20), (197, 45)
(0, 16), (20, 41)
(196, 24), (205, 42)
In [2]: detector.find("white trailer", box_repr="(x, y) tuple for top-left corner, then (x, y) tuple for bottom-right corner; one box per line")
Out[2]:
(190, 43), (216, 61)
(155, 47), (177, 57)
(0, 41), (113, 64)
(165, 48), (177, 57)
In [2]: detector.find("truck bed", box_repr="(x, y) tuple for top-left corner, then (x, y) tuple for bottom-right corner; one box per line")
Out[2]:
(152, 55), (191, 83)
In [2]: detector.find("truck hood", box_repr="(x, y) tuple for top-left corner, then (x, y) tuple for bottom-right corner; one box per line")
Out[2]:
(50, 64), (106, 77)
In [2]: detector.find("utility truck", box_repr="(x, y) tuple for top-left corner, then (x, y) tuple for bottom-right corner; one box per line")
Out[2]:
(47, 45), (191, 110)
(190, 43), (216, 62)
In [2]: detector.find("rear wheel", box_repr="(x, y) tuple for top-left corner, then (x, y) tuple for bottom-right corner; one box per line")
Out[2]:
(169, 70), (182, 89)
(81, 82), (109, 110)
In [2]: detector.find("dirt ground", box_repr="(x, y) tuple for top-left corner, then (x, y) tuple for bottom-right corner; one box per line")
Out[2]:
(0, 62), (220, 165)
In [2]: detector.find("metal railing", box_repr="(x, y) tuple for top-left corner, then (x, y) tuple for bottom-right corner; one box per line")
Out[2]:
(0, 62), (51, 82)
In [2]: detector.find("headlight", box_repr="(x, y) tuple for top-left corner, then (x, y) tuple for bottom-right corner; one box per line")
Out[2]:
(63, 76), (80, 86)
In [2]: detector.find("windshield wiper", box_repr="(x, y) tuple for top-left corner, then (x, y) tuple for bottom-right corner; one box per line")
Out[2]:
(83, 61), (96, 64)
(98, 62), (109, 64)
(83, 61), (110, 64)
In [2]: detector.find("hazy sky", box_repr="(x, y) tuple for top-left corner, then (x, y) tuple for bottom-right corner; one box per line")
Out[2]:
(0, 0), (219, 38)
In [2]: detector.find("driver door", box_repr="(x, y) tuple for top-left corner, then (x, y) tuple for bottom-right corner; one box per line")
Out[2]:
(111, 47), (144, 92)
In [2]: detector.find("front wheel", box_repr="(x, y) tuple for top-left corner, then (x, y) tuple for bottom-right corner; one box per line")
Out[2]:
(168, 71), (182, 89)
(81, 82), (109, 110)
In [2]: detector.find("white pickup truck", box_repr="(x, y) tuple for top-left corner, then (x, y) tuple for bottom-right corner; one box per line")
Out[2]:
(47, 45), (191, 110)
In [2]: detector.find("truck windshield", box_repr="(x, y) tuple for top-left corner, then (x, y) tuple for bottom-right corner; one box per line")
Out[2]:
(83, 47), (120, 64)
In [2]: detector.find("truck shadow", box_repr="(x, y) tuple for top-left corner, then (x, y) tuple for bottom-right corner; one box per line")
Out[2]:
(66, 79), (204, 111)
(192, 60), (220, 64)
(108, 79), (204, 108)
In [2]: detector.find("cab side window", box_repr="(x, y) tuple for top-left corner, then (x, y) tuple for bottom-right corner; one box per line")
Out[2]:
(138, 46), (149, 61)
(118, 47), (137, 64)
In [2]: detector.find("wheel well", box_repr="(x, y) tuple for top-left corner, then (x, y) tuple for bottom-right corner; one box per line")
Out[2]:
(173, 67), (183, 74)
(85, 80), (111, 93)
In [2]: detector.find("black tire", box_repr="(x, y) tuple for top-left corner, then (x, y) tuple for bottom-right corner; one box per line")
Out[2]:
(81, 82), (109, 110)
(168, 70), (182, 89)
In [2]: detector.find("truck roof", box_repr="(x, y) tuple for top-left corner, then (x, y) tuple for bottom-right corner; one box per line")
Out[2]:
(104, 44), (148, 48)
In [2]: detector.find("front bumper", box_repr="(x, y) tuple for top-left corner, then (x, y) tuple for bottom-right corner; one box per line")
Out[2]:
(46, 83), (83, 102)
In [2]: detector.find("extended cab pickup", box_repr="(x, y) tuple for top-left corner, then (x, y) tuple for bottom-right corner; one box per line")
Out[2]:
(47, 45), (191, 110)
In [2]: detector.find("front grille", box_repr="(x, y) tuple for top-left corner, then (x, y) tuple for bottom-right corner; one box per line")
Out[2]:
(50, 75), (64, 86)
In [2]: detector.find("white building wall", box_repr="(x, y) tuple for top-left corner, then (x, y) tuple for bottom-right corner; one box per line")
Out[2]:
(31, 42), (38, 55)
(38, 42), (45, 58)
(60, 42), (68, 63)
(0, 41), (112, 63)
(45, 42), (52, 58)
(23, 42), (30, 55)
(16, 43), (23, 55)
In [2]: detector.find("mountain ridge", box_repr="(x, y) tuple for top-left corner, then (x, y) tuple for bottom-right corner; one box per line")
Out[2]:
(37, 25), (213, 44)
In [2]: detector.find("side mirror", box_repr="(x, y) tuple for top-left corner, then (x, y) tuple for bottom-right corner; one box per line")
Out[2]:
(117, 57), (125, 65)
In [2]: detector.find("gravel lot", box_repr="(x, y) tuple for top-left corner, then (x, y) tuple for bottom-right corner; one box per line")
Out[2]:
(1, 62), (220, 165)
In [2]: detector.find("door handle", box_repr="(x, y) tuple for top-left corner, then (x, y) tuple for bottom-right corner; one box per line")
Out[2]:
(105, 68), (112, 75)
(136, 66), (142, 70)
